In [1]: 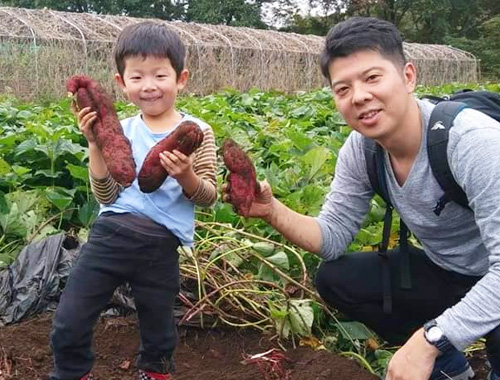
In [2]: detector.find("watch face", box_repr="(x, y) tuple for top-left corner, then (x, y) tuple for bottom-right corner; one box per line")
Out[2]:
(427, 326), (443, 342)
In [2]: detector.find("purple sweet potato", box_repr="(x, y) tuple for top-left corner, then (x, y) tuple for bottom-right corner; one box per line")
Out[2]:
(222, 139), (259, 217)
(66, 75), (136, 187)
(138, 121), (204, 193)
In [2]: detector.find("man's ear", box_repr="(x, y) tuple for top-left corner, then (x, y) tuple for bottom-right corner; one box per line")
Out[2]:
(176, 69), (189, 90)
(403, 62), (417, 93)
(115, 73), (127, 93)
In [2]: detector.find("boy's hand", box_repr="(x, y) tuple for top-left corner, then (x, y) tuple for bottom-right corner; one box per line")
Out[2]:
(159, 149), (195, 180)
(222, 179), (274, 220)
(76, 107), (98, 144)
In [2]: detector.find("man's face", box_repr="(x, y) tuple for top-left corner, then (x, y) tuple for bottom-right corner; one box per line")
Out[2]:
(328, 50), (416, 142)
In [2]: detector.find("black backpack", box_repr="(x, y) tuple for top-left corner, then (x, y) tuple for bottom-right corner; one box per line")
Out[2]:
(362, 90), (500, 314)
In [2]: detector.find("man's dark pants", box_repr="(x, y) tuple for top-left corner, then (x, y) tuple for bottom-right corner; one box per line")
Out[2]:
(49, 213), (180, 380)
(315, 246), (500, 373)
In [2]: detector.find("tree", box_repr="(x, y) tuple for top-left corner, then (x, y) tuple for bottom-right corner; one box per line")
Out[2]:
(281, 13), (330, 35)
(184, 0), (269, 28)
(0, 0), (185, 20)
(446, 15), (500, 79)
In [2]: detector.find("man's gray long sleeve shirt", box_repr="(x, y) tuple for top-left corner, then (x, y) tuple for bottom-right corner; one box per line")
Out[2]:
(315, 99), (500, 350)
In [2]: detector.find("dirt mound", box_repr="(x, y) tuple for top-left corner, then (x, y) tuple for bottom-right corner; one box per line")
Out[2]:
(0, 313), (378, 380)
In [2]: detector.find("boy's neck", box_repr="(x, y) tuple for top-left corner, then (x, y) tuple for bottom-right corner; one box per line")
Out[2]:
(141, 109), (183, 133)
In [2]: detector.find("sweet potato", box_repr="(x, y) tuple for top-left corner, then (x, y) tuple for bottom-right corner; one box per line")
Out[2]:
(222, 139), (259, 217)
(138, 121), (204, 193)
(66, 75), (136, 187)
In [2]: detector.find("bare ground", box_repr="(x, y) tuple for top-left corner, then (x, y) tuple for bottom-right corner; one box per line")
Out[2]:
(0, 313), (380, 380)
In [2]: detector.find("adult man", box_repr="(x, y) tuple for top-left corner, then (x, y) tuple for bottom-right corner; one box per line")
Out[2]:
(224, 17), (500, 380)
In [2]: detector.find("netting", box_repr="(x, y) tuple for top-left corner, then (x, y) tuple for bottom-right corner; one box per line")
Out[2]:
(0, 6), (479, 100)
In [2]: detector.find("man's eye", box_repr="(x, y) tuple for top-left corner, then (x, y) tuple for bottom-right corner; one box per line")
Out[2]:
(336, 87), (348, 96)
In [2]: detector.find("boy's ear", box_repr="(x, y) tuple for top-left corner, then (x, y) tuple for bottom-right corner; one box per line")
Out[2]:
(403, 62), (417, 93)
(115, 73), (127, 93)
(176, 69), (189, 90)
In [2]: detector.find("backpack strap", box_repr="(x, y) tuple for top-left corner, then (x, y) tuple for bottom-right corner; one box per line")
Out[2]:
(427, 101), (471, 215)
(363, 137), (392, 207)
(364, 137), (413, 313)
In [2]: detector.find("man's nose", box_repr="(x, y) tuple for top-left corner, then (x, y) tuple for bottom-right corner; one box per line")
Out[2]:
(352, 83), (373, 104)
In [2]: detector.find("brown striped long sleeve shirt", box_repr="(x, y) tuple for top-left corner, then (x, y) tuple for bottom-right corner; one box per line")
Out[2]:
(90, 126), (218, 207)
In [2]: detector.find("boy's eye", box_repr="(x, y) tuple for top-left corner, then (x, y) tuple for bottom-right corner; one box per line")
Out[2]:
(367, 74), (380, 82)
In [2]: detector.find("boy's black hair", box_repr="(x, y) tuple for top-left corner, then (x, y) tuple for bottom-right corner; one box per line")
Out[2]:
(320, 17), (406, 82)
(114, 21), (186, 79)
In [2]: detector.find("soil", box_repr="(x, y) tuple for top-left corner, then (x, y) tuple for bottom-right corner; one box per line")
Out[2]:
(0, 313), (490, 380)
(0, 313), (378, 380)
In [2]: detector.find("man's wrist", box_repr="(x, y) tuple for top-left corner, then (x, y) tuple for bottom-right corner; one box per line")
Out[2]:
(420, 329), (440, 357)
(423, 320), (454, 353)
(263, 197), (278, 224)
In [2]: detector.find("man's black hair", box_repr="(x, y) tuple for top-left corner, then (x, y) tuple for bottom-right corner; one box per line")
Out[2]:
(320, 17), (406, 82)
(114, 21), (186, 79)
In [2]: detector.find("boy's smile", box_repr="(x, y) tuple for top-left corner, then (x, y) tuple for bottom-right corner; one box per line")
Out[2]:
(116, 56), (189, 131)
(328, 50), (417, 147)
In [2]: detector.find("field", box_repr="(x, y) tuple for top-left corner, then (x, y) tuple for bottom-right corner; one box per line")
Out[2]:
(1, 83), (499, 379)
(0, 313), (382, 380)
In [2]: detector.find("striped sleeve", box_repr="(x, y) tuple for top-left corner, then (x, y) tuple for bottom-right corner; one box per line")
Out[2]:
(188, 127), (218, 207)
(89, 170), (122, 205)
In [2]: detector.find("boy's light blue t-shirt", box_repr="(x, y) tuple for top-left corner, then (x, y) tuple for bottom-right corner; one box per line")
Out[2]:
(99, 113), (210, 246)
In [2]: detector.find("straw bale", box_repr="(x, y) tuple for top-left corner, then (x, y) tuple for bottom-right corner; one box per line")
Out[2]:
(0, 6), (479, 100)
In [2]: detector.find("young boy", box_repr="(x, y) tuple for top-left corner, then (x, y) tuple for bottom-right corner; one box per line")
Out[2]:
(224, 17), (500, 380)
(48, 22), (217, 380)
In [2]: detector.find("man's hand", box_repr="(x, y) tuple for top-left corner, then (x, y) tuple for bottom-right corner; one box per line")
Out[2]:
(223, 178), (323, 253)
(385, 328), (440, 380)
(222, 179), (274, 220)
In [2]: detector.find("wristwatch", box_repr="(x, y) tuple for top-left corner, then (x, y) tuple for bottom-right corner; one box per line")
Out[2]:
(423, 320), (454, 353)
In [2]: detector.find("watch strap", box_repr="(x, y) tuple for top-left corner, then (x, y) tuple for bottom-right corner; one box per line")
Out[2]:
(423, 320), (454, 353)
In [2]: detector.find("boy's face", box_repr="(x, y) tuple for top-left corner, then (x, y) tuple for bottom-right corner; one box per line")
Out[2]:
(116, 56), (188, 120)
(328, 50), (416, 142)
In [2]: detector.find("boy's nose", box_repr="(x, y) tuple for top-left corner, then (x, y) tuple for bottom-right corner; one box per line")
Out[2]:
(142, 78), (157, 91)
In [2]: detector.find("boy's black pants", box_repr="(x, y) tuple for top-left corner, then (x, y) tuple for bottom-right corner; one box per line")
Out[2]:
(49, 213), (180, 380)
(315, 246), (500, 373)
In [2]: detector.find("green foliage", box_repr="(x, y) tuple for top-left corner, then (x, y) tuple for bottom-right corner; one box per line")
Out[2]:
(271, 299), (315, 339)
(280, 13), (331, 36)
(185, 0), (269, 27)
(0, 0), (185, 19)
(178, 87), (349, 243)
(445, 15), (500, 79)
(278, 0), (500, 81)
(1, 83), (499, 371)
(0, 0), (266, 26)
(4, 83), (497, 266)
(0, 96), (101, 266)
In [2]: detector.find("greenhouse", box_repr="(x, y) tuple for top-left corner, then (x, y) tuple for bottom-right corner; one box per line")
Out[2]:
(0, 6), (480, 100)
